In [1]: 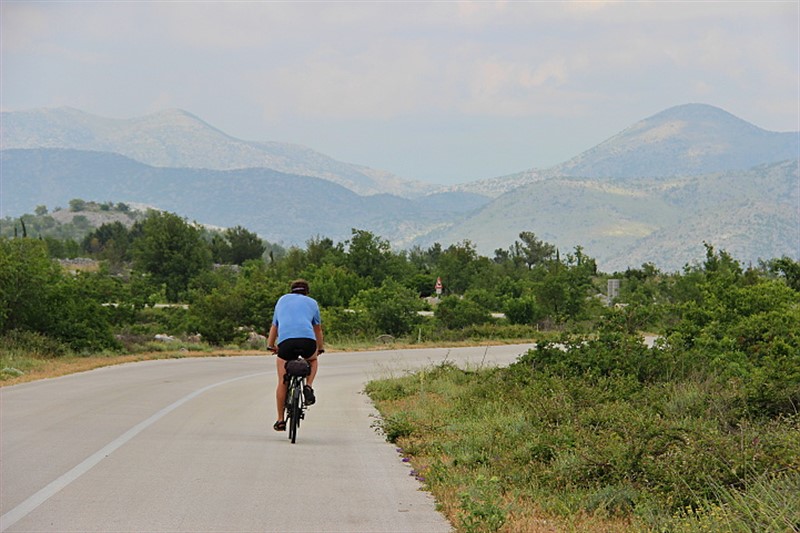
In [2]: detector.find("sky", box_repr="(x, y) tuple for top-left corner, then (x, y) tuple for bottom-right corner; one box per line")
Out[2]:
(2, 1), (798, 186)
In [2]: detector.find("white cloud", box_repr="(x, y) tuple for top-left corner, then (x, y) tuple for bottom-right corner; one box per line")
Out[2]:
(1, 0), (796, 179)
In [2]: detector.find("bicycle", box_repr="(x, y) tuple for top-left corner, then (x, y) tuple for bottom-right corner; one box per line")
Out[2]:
(278, 349), (323, 444)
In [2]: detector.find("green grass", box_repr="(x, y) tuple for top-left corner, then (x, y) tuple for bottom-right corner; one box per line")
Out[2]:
(366, 362), (800, 532)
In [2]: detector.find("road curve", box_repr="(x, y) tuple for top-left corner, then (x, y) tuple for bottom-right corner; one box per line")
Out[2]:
(1, 344), (534, 532)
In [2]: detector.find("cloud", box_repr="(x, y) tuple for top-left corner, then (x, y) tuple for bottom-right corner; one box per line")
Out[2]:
(248, 44), (402, 119)
(1, 0), (796, 163)
(0, 2), (48, 52)
(146, 92), (178, 115)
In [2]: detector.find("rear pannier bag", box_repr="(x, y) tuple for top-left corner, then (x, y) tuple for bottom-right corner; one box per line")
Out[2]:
(285, 359), (311, 377)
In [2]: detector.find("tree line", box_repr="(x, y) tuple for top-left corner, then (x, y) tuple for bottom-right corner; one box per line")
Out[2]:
(1, 208), (798, 359)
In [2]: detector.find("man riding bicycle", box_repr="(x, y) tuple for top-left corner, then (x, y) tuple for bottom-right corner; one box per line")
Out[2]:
(267, 279), (324, 432)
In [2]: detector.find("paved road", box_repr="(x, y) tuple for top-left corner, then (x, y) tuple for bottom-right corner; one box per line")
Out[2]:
(1, 344), (534, 532)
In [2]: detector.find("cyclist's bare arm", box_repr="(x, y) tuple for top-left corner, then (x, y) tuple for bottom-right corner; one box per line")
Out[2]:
(313, 324), (324, 355)
(267, 324), (278, 353)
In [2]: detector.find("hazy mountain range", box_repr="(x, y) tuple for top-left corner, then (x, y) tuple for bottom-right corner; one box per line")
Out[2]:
(0, 107), (431, 197)
(1, 104), (798, 272)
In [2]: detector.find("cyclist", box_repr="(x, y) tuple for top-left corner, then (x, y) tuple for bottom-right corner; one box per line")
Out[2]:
(267, 279), (324, 432)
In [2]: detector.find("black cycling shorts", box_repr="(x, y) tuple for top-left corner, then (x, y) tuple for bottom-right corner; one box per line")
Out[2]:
(277, 337), (317, 361)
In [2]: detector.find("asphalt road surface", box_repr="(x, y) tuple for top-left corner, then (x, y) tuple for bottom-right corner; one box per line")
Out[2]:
(1, 344), (534, 532)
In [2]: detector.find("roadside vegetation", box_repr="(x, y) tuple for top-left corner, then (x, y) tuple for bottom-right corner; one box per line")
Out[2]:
(2, 203), (602, 382)
(367, 251), (800, 532)
(2, 203), (799, 532)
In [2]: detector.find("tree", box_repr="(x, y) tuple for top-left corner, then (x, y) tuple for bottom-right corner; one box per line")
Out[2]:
(436, 241), (481, 295)
(131, 212), (212, 302)
(504, 295), (544, 325)
(516, 231), (556, 269)
(533, 262), (593, 322)
(346, 229), (391, 283)
(225, 226), (266, 265)
(41, 237), (81, 259)
(82, 222), (131, 264)
(305, 235), (344, 267)
(301, 263), (369, 308)
(188, 268), (282, 345)
(767, 256), (800, 292)
(208, 226), (265, 266)
(0, 238), (62, 333)
(409, 243), (442, 273)
(209, 234), (231, 264)
(351, 278), (423, 336)
(69, 198), (87, 212)
(46, 274), (119, 351)
(0, 238), (117, 350)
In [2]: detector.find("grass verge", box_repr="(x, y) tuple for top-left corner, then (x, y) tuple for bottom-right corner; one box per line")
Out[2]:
(366, 362), (800, 532)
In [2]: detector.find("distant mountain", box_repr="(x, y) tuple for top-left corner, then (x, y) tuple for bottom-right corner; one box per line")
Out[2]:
(2, 103), (797, 272)
(0, 107), (433, 197)
(551, 104), (799, 178)
(445, 103), (799, 197)
(419, 160), (799, 272)
(420, 104), (799, 271)
(0, 149), (487, 248)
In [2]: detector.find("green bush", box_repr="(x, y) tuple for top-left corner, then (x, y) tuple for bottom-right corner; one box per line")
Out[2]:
(503, 295), (544, 325)
(351, 278), (424, 336)
(322, 307), (376, 340)
(0, 329), (71, 358)
(367, 280), (800, 531)
(0, 238), (119, 352)
(434, 296), (491, 330)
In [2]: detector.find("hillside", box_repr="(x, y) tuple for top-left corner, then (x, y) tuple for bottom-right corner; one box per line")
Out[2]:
(420, 160), (799, 272)
(2, 103), (797, 272)
(551, 104), (799, 178)
(0, 149), (488, 249)
(0, 107), (432, 197)
(445, 104), (799, 197)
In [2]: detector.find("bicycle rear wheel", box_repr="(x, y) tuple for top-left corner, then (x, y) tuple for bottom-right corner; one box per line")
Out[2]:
(288, 385), (301, 443)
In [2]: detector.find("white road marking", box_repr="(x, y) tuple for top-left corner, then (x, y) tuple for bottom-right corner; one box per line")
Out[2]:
(0, 372), (267, 532)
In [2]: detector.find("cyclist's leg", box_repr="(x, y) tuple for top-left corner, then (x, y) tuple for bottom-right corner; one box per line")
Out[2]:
(306, 355), (318, 388)
(275, 356), (288, 422)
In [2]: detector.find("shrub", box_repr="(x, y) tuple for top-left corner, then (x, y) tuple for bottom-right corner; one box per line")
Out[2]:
(351, 278), (424, 336)
(434, 296), (491, 330)
(322, 307), (375, 340)
(0, 329), (71, 358)
(503, 295), (544, 325)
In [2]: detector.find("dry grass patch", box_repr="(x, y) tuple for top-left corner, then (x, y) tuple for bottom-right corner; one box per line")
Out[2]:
(0, 350), (265, 386)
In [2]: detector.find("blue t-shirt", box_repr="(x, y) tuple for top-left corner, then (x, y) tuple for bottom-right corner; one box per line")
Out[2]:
(272, 293), (321, 343)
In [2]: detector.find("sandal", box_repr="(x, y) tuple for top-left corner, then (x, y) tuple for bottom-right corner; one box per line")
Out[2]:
(273, 420), (286, 431)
